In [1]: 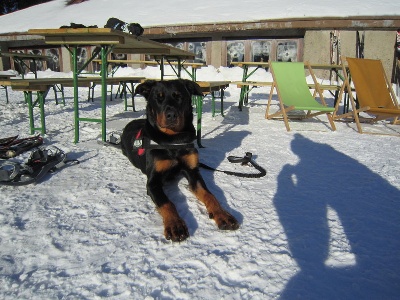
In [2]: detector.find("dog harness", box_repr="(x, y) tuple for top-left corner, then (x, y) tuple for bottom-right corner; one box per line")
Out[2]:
(133, 129), (195, 156)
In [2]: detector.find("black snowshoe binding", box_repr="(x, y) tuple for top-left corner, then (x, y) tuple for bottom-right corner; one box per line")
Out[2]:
(0, 146), (79, 186)
(0, 135), (44, 159)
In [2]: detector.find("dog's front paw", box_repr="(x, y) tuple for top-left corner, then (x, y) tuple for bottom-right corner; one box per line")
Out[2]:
(164, 218), (189, 242)
(209, 210), (240, 231)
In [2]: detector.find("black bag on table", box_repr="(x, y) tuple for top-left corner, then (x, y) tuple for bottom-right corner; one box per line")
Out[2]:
(104, 17), (144, 36)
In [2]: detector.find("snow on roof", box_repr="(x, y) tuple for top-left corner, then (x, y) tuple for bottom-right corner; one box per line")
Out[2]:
(0, 0), (399, 35)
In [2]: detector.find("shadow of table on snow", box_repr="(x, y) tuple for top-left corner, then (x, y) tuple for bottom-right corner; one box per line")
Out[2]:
(275, 134), (400, 299)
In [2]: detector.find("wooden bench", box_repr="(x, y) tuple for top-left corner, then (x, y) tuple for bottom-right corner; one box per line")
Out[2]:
(231, 81), (273, 109)
(93, 59), (205, 81)
(8, 76), (144, 135)
(233, 80), (342, 103)
(0, 73), (17, 103)
(231, 81), (273, 88)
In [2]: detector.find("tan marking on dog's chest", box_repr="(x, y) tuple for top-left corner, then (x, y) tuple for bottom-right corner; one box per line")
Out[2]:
(154, 159), (178, 172)
(181, 153), (199, 169)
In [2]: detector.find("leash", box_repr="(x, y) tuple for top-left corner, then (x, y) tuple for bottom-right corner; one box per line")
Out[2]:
(107, 132), (266, 178)
(199, 152), (266, 178)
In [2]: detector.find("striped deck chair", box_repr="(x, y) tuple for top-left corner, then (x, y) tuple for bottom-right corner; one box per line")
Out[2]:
(334, 57), (400, 133)
(265, 61), (336, 131)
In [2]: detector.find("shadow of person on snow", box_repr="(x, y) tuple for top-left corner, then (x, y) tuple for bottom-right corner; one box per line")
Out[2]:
(275, 133), (400, 300)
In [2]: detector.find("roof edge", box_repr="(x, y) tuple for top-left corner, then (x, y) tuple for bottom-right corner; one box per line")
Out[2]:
(144, 15), (400, 37)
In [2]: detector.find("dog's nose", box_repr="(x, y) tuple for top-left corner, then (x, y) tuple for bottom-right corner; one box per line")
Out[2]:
(165, 108), (178, 121)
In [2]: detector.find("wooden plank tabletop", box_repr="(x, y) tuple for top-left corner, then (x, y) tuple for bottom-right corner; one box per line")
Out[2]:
(197, 81), (230, 88)
(8, 76), (145, 89)
(93, 59), (205, 68)
(0, 51), (51, 60)
(231, 61), (343, 69)
(28, 28), (195, 59)
(0, 80), (13, 86)
(231, 62), (269, 67)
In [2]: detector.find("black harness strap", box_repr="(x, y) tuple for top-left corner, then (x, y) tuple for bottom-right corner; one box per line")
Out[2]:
(133, 128), (195, 155)
(124, 130), (266, 178)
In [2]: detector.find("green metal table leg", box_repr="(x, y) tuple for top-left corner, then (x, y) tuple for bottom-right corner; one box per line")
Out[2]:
(211, 91), (216, 117)
(26, 92), (35, 135)
(238, 65), (261, 110)
(160, 56), (164, 80)
(220, 89), (225, 117)
(38, 91), (46, 134)
(26, 91), (46, 135)
(196, 95), (204, 148)
(101, 46), (107, 142)
(123, 82), (128, 111)
(238, 65), (248, 111)
(72, 46), (80, 143)
(1, 85), (9, 104)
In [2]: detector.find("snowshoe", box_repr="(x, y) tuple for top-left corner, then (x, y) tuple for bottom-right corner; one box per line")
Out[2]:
(0, 146), (79, 186)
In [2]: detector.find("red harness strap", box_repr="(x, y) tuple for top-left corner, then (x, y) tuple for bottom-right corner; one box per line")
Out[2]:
(134, 129), (145, 156)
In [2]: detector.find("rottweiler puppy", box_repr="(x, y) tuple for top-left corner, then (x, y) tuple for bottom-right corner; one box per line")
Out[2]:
(121, 79), (239, 242)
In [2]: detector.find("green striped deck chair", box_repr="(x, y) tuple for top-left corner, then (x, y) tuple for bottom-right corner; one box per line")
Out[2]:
(265, 61), (336, 131)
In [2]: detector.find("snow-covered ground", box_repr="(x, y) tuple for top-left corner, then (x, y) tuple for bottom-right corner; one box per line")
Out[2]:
(0, 65), (399, 299)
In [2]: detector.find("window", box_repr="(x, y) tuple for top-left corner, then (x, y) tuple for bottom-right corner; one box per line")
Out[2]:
(75, 47), (88, 71)
(45, 48), (61, 72)
(160, 41), (209, 64)
(276, 41), (298, 62)
(187, 42), (207, 64)
(227, 41), (245, 66)
(9, 47), (62, 73)
(251, 40), (271, 62)
(225, 38), (302, 66)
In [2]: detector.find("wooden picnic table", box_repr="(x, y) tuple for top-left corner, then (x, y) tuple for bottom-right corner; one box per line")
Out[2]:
(8, 76), (144, 135)
(27, 28), (195, 142)
(0, 51), (51, 79)
(93, 59), (205, 80)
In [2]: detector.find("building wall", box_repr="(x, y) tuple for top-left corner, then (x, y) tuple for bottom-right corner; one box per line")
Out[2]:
(211, 38), (223, 68)
(303, 30), (397, 79)
(364, 31), (396, 77)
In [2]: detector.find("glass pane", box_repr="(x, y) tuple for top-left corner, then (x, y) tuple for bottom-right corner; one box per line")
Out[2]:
(251, 40), (271, 62)
(111, 53), (127, 60)
(276, 41), (298, 62)
(166, 42), (184, 50)
(76, 47), (88, 71)
(92, 46), (101, 72)
(28, 49), (44, 71)
(45, 48), (60, 72)
(227, 41), (245, 66)
(12, 50), (27, 74)
(187, 42), (206, 63)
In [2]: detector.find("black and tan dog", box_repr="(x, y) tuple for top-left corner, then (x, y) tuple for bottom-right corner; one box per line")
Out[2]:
(121, 79), (239, 242)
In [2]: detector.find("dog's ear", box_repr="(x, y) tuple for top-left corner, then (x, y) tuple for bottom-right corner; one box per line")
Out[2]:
(135, 80), (157, 99)
(181, 79), (203, 96)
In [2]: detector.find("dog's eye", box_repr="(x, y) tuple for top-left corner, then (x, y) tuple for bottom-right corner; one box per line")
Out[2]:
(156, 92), (164, 103)
(172, 92), (182, 101)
